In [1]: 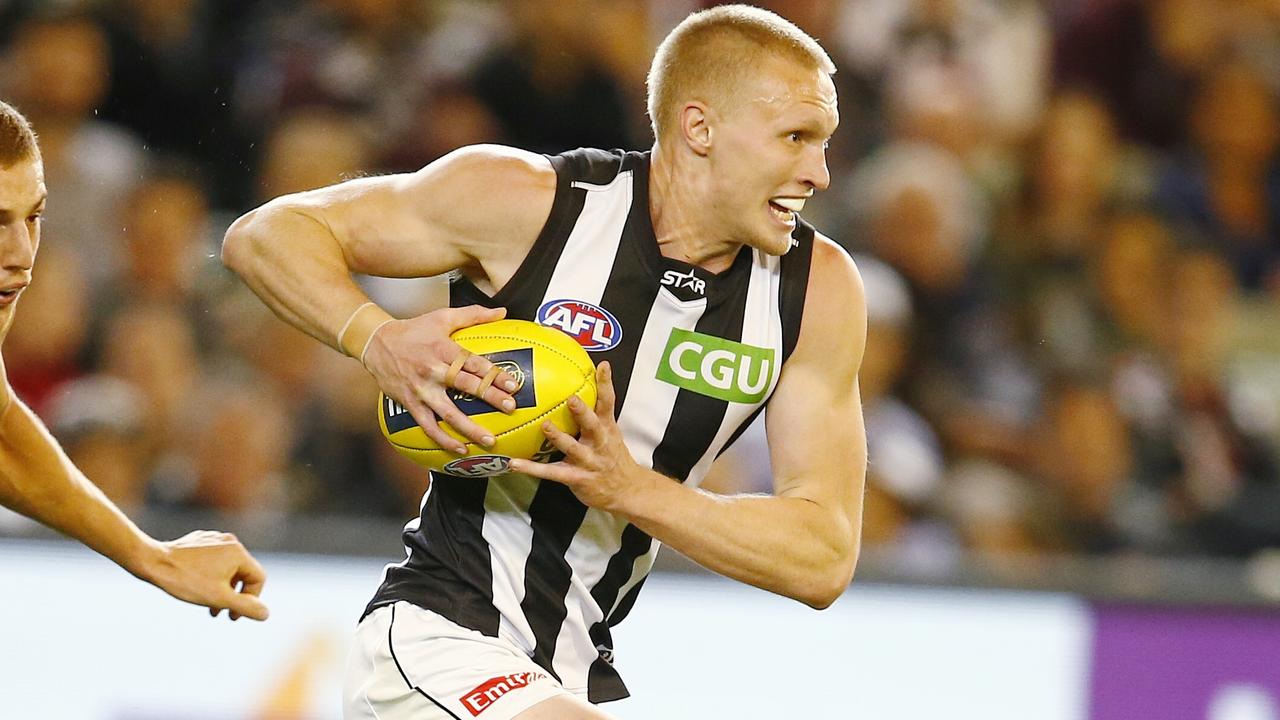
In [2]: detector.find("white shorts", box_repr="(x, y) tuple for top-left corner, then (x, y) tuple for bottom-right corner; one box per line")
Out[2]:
(342, 602), (577, 720)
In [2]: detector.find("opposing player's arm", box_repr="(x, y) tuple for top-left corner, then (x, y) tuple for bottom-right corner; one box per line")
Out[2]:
(222, 144), (558, 452)
(514, 236), (866, 608)
(0, 374), (269, 620)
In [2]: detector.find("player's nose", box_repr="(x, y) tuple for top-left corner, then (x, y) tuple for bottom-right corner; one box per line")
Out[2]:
(798, 145), (830, 192)
(0, 221), (36, 272)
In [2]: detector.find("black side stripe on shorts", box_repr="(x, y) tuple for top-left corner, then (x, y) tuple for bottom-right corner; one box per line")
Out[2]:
(388, 604), (465, 720)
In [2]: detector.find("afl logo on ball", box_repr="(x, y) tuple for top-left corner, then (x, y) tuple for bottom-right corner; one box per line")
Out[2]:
(537, 299), (621, 352)
(444, 454), (512, 478)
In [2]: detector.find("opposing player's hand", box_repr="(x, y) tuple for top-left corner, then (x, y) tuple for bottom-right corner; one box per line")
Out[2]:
(148, 530), (269, 621)
(362, 305), (522, 455)
(509, 362), (645, 513)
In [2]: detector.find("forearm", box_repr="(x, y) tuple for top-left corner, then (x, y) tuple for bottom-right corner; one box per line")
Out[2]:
(0, 396), (165, 582)
(615, 470), (859, 608)
(222, 203), (382, 352)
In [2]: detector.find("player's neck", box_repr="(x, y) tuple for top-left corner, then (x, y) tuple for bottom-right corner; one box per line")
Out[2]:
(649, 144), (741, 275)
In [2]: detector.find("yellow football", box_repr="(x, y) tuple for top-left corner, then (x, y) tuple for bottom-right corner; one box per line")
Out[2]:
(378, 318), (597, 477)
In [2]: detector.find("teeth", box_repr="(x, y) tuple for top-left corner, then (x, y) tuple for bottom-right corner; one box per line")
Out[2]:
(772, 197), (806, 212)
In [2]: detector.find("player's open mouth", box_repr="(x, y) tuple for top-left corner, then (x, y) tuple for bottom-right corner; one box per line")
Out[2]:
(0, 283), (26, 306)
(769, 197), (805, 225)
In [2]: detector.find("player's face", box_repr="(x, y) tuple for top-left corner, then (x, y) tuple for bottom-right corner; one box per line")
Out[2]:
(709, 57), (838, 255)
(0, 155), (45, 336)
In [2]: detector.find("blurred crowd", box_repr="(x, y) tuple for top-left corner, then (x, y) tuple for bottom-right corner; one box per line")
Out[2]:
(1, 0), (1278, 566)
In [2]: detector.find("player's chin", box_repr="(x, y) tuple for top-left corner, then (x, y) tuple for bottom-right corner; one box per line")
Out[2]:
(749, 226), (795, 256)
(760, 208), (796, 253)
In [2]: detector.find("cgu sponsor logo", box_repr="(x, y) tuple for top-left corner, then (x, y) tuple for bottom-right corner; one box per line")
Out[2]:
(443, 454), (512, 478)
(661, 268), (706, 296)
(460, 672), (547, 716)
(656, 328), (775, 403)
(537, 299), (622, 351)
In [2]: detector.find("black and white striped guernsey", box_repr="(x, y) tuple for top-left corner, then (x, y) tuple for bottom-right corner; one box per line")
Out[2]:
(364, 148), (815, 703)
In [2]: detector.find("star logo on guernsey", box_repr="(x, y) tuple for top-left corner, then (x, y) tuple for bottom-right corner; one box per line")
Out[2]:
(537, 299), (622, 351)
(656, 328), (775, 403)
(461, 672), (548, 716)
(661, 268), (706, 296)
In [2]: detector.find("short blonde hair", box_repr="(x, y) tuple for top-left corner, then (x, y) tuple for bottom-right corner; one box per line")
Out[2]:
(0, 101), (39, 167)
(646, 4), (835, 141)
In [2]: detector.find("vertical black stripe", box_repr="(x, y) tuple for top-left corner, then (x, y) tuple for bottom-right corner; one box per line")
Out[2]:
(363, 476), (498, 635)
(584, 524), (653, 701)
(780, 220), (815, 364)
(516, 151), (655, 691)
(604, 569), (649, 627)
(449, 156), (592, 311)
(592, 153), (660, 415)
(519, 482), (590, 681)
(714, 222), (813, 460)
(509, 149), (653, 691)
(647, 263), (753, 482)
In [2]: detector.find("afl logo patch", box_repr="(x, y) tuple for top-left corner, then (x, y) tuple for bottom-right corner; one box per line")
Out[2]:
(536, 299), (622, 352)
(444, 454), (512, 478)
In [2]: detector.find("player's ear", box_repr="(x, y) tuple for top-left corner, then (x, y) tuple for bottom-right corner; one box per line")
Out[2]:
(680, 102), (712, 157)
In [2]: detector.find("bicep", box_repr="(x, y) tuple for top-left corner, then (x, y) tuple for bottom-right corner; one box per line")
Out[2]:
(283, 145), (556, 279)
(764, 236), (868, 510)
(765, 362), (866, 508)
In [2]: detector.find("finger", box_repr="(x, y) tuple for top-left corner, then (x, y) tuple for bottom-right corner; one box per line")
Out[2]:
(452, 364), (518, 413)
(596, 362), (616, 419)
(226, 591), (270, 622)
(458, 351), (520, 394)
(567, 395), (604, 443)
(429, 392), (496, 450)
(233, 550), (268, 598)
(413, 401), (467, 455)
(541, 420), (592, 464)
(442, 350), (472, 388)
(442, 304), (506, 333)
(509, 458), (578, 484)
(401, 392), (447, 446)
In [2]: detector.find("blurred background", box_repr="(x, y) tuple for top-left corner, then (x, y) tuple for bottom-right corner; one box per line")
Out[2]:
(1, 0), (1279, 718)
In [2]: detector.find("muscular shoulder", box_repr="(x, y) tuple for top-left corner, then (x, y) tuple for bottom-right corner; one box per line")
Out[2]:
(428, 144), (555, 193)
(793, 234), (867, 376)
(421, 145), (555, 223)
(417, 144), (557, 254)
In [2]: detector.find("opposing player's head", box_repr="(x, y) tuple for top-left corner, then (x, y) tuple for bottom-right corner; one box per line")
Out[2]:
(0, 101), (45, 335)
(648, 5), (838, 255)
